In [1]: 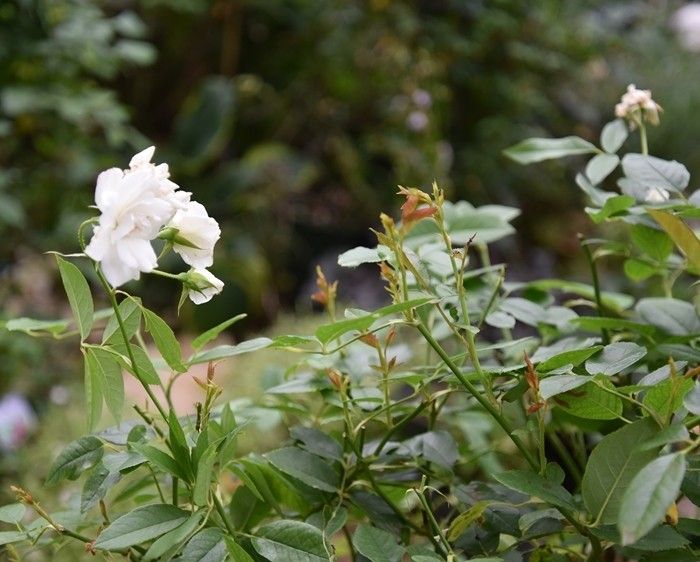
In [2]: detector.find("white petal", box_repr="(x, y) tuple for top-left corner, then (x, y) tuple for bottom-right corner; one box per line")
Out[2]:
(100, 250), (140, 287)
(84, 225), (110, 261)
(94, 168), (124, 211)
(129, 146), (156, 169)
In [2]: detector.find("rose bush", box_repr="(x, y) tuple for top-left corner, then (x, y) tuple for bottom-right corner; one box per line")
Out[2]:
(1, 86), (699, 561)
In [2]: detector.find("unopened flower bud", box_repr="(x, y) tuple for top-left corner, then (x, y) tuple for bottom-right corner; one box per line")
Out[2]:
(179, 268), (224, 304)
(327, 368), (345, 389)
(615, 84), (662, 128)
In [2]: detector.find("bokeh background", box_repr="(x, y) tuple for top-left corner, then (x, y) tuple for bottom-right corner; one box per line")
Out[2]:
(2, 0), (700, 514)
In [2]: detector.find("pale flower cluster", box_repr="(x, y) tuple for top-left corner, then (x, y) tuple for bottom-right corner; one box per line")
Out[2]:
(614, 84), (661, 127)
(85, 147), (223, 303)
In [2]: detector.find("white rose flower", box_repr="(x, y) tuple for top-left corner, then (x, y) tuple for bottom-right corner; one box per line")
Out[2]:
(182, 268), (224, 304)
(85, 147), (190, 287)
(167, 201), (221, 269)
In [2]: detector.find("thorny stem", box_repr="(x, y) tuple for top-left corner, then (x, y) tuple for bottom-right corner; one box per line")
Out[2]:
(436, 214), (496, 405)
(133, 404), (165, 439)
(96, 268), (169, 422)
(414, 321), (602, 553)
(415, 321), (539, 471)
(413, 476), (454, 558)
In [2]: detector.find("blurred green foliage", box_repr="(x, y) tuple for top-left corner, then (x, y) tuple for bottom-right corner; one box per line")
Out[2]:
(1, 0), (697, 325)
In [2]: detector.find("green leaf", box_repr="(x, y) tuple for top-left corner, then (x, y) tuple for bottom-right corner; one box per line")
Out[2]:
(446, 501), (489, 542)
(94, 504), (189, 551)
(587, 195), (635, 224)
(636, 298), (700, 336)
(586, 153), (619, 185)
(537, 346), (603, 372)
(624, 258), (658, 282)
(408, 430), (459, 469)
(352, 524), (405, 562)
(0, 531), (31, 546)
(337, 245), (392, 268)
(290, 426), (343, 461)
(102, 298), (141, 344)
(638, 424), (689, 451)
(631, 224), (673, 262)
(494, 470), (576, 511)
(601, 119), (628, 153)
(188, 337), (272, 364)
(180, 528), (227, 562)
(527, 279), (633, 311)
(191, 313), (247, 350)
(622, 154), (690, 193)
(83, 351), (103, 431)
(131, 444), (189, 481)
(643, 377), (693, 420)
(225, 536), (255, 562)
(484, 311), (515, 329)
(315, 298), (432, 344)
(540, 375), (591, 400)
(265, 447), (339, 492)
(648, 209), (700, 274)
(46, 436), (103, 485)
(144, 511), (204, 560)
(552, 378), (622, 420)
(582, 418), (660, 524)
(124, 345), (162, 385)
(503, 136), (597, 164)
(270, 335), (318, 349)
(684, 382), (700, 415)
(4, 317), (69, 336)
(193, 445), (217, 506)
(593, 524), (688, 552)
(85, 347), (124, 423)
(81, 462), (121, 514)
(573, 316), (656, 336)
(619, 453), (686, 544)
(0, 504), (25, 524)
(143, 308), (186, 372)
(585, 342), (646, 376)
(56, 256), (94, 340)
(251, 520), (328, 562)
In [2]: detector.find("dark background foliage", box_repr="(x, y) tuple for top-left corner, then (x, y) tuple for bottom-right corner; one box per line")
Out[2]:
(1, 0), (699, 385)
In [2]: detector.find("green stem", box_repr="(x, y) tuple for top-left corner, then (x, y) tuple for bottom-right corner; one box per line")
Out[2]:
(376, 343), (393, 427)
(639, 122), (648, 156)
(547, 430), (583, 487)
(579, 236), (610, 345)
(537, 410), (547, 476)
(415, 321), (540, 471)
(172, 477), (179, 506)
(414, 477), (454, 558)
(437, 220), (495, 404)
(374, 399), (430, 456)
(147, 465), (166, 503)
(213, 494), (236, 536)
(96, 269), (168, 422)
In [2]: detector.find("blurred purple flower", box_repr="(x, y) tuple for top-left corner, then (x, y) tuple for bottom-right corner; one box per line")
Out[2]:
(407, 111), (429, 132)
(0, 394), (36, 452)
